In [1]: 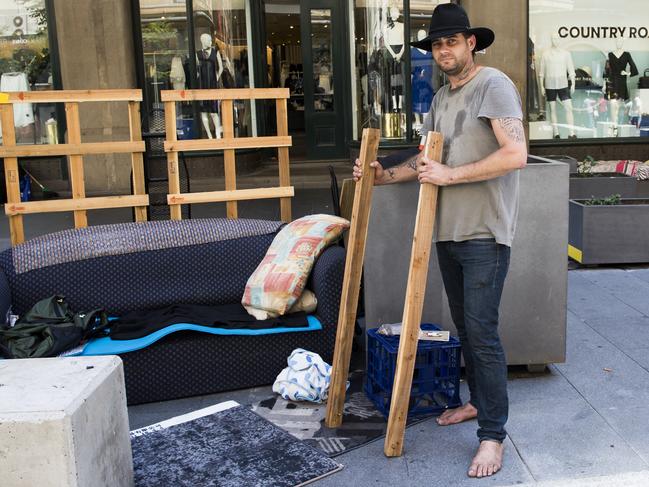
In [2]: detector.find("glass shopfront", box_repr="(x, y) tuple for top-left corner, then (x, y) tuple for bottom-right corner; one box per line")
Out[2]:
(0, 0), (57, 144)
(138, 0), (252, 138)
(352, 0), (451, 143)
(529, 0), (649, 141)
(136, 0), (458, 155)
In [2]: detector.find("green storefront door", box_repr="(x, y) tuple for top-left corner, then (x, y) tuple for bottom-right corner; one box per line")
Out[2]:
(300, 0), (348, 159)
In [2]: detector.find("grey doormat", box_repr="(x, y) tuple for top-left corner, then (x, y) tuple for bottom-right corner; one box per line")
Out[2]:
(131, 401), (342, 487)
(251, 371), (433, 456)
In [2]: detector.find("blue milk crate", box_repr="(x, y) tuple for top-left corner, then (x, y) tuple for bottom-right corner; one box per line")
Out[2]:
(364, 323), (462, 418)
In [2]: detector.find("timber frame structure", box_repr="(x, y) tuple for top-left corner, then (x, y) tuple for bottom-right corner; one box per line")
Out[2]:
(161, 88), (294, 222)
(0, 89), (148, 245)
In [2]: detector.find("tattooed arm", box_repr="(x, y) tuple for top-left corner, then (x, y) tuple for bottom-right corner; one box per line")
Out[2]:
(379, 154), (421, 185)
(353, 152), (420, 185)
(417, 117), (527, 186)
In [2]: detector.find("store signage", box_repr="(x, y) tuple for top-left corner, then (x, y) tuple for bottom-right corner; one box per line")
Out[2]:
(558, 26), (649, 39)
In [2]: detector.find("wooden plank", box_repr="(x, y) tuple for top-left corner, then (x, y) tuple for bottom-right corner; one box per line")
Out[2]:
(0, 89), (142, 103)
(221, 99), (238, 218)
(275, 98), (292, 222)
(384, 132), (443, 458)
(164, 101), (181, 220)
(128, 101), (147, 222)
(161, 88), (290, 102)
(64, 102), (87, 228)
(163, 135), (292, 153)
(325, 128), (381, 428)
(167, 186), (294, 205)
(339, 178), (356, 248)
(0, 104), (24, 244)
(0, 141), (145, 158)
(5, 195), (149, 215)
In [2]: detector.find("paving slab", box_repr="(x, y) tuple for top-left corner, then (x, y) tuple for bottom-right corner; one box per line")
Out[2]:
(502, 470), (649, 487)
(554, 312), (649, 409)
(567, 271), (643, 322)
(315, 416), (533, 487)
(582, 314), (649, 354)
(577, 269), (649, 317)
(505, 384), (646, 482)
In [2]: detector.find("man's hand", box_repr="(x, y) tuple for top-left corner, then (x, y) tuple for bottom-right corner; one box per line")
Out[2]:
(353, 158), (385, 184)
(417, 156), (453, 186)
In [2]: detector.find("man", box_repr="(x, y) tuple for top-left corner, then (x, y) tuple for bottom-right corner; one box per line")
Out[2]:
(354, 3), (527, 479)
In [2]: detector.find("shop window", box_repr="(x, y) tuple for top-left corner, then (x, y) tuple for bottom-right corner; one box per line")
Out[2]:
(139, 0), (251, 139)
(353, 0), (451, 143)
(0, 0), (55, 144)
(529, 0), (649, 141)
(139, 0), (190, 134)
(193, 0), (251, 138)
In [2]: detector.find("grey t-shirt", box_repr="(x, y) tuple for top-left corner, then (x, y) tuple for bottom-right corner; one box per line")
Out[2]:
(421, 67), (523, 246)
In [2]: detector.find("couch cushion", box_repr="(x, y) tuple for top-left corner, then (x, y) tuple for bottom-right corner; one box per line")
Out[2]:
(0, 219), (282, 315)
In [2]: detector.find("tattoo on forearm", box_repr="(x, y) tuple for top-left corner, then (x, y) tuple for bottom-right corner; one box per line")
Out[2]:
(406, 157), (418, 171)
(498, 118), (525, 143)
(387, 168), (396, 180)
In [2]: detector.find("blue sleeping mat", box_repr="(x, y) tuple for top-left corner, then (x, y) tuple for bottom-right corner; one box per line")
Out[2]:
(66, 315), (322, 356)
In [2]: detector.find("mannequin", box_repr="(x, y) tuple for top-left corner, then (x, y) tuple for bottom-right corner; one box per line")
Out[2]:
(605, 38), (638, 101)
(170, 56), (186, 90)
(411, 29), (434, 132)
(196, 33), (223, 139)
(605, 38), (638, 126)
(539, 33), (576, 138)
(384, 6), (404, 112)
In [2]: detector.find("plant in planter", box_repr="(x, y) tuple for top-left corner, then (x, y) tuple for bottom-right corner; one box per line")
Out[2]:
(569, 193), (649, 264)
(575, 155), (598, 177)
(569, 156), (636, 199)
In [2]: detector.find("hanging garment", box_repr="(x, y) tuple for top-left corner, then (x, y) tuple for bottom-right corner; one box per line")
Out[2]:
(197, 47), (220, 112)
(411, 48), (434, 114)
(170, 56), (186, 90)
(0, 72), (33, 127)
(605, 51), (638, 100)
(109, 302), (308, 340)
(272, 348), (341, 402)
(527, 38), (541, 117)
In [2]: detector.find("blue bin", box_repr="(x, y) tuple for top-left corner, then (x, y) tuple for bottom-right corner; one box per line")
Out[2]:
(364, 323), (462, 418)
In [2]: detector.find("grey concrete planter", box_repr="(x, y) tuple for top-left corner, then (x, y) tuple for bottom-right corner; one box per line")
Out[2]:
(570, 172), (637, 199)
(364, 156), (568, 367)
(569, 198), (649, 264)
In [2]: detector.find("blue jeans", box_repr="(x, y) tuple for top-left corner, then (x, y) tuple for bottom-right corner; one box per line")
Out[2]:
(436, 239), (510, 443)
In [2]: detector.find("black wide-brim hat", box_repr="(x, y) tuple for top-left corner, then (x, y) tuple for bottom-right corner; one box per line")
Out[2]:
(410, 3), (495, 52)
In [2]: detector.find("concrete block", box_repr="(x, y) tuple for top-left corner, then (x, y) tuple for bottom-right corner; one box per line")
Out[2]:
(0, 356), (133, 487)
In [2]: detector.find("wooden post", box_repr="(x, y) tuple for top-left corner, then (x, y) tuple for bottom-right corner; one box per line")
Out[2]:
(128, 101), (147, 222)
(221, 99), (237, 219)
(275, 98), (291, 222)
(0, 104), (25, 245)
(325, 127), (381, 428)
(384, 131), (443, 457)
(64, 102), (88, 228)
(164, 100), (181, 220)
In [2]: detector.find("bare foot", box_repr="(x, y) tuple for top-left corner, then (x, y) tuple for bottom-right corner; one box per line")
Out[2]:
(436, 402), (478, 426)
(467, 440), (504, 478)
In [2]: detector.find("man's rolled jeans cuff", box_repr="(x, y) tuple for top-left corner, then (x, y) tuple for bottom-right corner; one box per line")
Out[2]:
(479, 433), (507, 444)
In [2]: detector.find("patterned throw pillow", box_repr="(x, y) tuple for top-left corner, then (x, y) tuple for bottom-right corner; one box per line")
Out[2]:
(242, 214), (349, 319)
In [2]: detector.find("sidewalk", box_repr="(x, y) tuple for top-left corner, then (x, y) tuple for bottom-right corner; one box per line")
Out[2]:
(126, 267), (649, 487)
(4, 173), (649, 485)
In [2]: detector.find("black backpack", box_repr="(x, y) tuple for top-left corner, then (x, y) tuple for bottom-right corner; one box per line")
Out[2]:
(639, 69), (649, 89)
(0, 296), (108, 359)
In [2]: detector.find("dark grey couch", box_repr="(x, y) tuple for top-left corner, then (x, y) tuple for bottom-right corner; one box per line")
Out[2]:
(0, 218), (345, 404)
